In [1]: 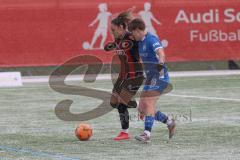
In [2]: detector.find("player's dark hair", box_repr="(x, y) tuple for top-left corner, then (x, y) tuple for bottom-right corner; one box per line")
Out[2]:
(128, 18), (146, 31)
(111, 11), (133, 29)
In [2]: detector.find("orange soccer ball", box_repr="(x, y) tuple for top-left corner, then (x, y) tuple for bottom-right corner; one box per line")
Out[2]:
(75, 123), (93, 141)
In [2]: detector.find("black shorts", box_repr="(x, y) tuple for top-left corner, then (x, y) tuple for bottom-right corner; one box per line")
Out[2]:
(112, 76), (144, 95)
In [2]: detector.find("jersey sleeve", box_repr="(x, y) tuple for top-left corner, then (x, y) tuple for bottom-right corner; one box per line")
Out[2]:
(149, 36), (163, 53)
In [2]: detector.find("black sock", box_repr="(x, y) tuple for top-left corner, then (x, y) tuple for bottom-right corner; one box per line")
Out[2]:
(118, 103), (129, 130)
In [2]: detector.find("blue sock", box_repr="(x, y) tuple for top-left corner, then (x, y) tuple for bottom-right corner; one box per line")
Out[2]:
(144, 116), (155, 132)
(155, 111), (168, 123)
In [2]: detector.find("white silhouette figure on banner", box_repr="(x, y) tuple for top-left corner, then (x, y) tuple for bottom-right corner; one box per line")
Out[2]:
(138, 2), (161, 37)
(83, 3), (112, 50)
(139, 2), (168, 48)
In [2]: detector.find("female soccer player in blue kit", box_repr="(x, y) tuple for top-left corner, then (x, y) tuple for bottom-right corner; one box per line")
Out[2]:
(128, 18), (176, 142)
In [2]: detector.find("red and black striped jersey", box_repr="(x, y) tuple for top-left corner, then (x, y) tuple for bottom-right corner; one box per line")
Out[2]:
(115, 32), (143, 79)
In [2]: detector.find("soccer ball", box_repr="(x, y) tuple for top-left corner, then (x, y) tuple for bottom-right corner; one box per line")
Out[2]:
(75, 123), (93, 141)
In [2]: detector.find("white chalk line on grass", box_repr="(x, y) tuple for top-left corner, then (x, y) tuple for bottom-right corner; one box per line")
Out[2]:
(93, 87), (240, 125)
(3, 70), (240, 102)
(166, 94), (240, 102)
(0, 145), (81, 160)
(22, 70), (240, 83)
(1, 84), (239, 102)
(92, 87), (240, 102)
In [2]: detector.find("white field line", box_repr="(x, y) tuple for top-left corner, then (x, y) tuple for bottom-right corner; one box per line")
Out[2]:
(91, 87), (240, 102)
(166, 94), (240, 102)
(22, 70), (240, 83)
(19, 70), (240, 102)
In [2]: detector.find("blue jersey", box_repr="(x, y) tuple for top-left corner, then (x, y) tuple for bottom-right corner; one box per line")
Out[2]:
(138, 32), (163, 71)
(138, 32), (170, 93)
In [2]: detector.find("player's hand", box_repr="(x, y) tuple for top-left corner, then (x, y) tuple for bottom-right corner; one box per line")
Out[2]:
(156, 63), (164, 72)
(157, 63), (165, 77)
(104, 42), (117, 51)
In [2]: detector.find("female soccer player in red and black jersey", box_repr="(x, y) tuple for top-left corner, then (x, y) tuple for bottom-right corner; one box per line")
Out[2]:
(104, 11), (144, 140)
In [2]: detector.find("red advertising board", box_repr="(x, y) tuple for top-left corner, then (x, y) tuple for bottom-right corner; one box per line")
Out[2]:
(0, 0), (239, 67)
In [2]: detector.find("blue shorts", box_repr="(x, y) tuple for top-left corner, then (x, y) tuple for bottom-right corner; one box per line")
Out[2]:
(143, 67), (170, 93)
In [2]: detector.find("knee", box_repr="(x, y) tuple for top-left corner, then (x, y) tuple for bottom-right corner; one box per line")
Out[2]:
(139, 100), (148, 109)
(138, 101), (148, 113)
(110, 94), (118, 108)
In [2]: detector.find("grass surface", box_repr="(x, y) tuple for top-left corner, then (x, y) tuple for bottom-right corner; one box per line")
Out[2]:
(0, 75), (240, 160)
